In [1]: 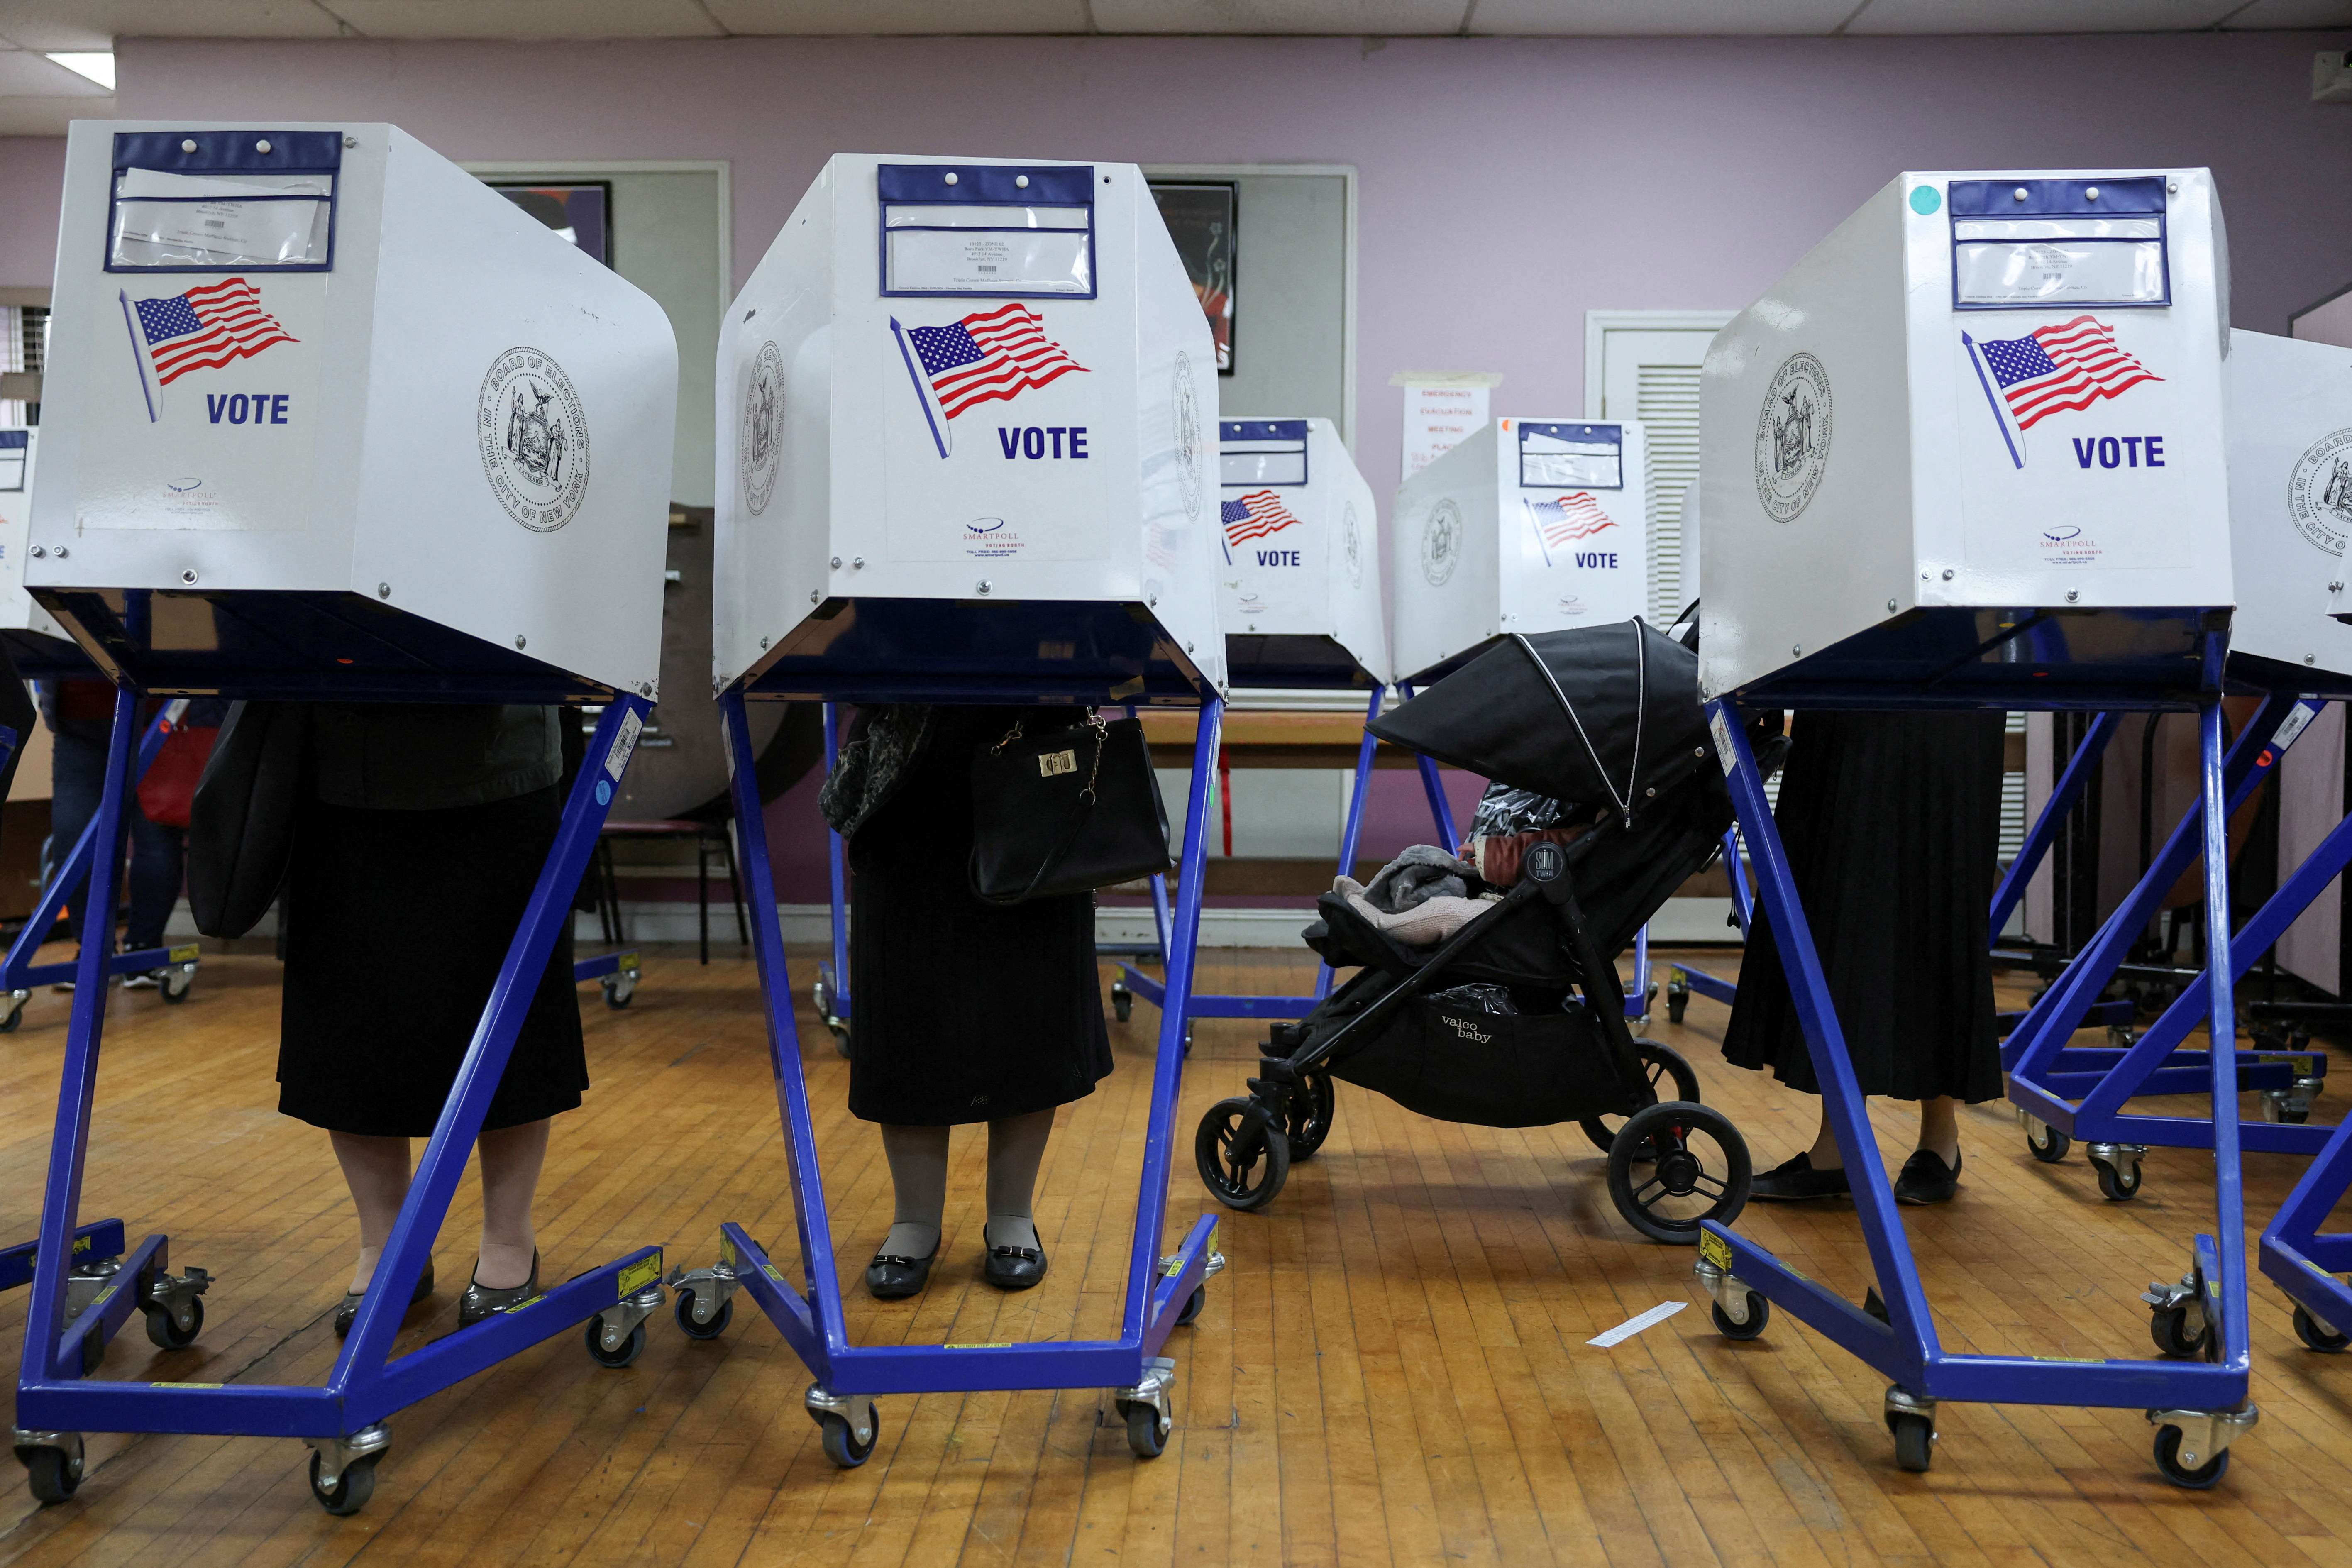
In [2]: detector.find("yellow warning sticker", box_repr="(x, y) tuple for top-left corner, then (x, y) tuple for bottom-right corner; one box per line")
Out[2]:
(70, 1234), (91, 1255)
(1698, 1231), (1734, 1271)
(944, 1342), (1013, 1350)
(2032, 1356), (2101, 1364)
(618, 1253), (662, 1296)
(175, 1382), (225, 1389)
(763, 1264), (785, 1283)
(169, 943), (200, 963)
(721, 1235), (739, 1268)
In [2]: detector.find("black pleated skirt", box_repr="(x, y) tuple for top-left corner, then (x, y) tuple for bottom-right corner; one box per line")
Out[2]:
(277, 786), (587, 1137)
(847, 706), (1113, 1127)
(1720, 709), (2006, 1104)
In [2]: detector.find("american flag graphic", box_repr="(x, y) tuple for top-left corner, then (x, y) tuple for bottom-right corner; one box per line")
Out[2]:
(132, 278), (298, 386)
(903, 303), (1087, 420)
(1527, 492), (1618, 548)
(1221, 489), (1301, 548)
(1974, 316), (2160, 431)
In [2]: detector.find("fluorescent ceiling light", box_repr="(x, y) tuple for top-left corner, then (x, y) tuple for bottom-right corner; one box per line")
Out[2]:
(46, 53), (115, 91)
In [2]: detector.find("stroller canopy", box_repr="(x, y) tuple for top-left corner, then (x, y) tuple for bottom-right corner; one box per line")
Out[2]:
(1369, 621), (1710, 824)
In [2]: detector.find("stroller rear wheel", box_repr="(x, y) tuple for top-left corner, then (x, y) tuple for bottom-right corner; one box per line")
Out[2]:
(1606, 1101), (1752, 1245)
(1580, 1039), (1702, 1157)
(1195, 1098), (1292, 1211)
(1285, 1073), (1337, 1160)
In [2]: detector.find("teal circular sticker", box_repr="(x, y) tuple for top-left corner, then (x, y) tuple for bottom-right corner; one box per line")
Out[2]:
(1908, 185), (1942, 216)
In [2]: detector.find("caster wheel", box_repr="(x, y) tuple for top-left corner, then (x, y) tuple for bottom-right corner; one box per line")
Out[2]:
(2295, 1302), (2349, 1353)
(675, 1289), (733, 1341)
(584, 1316), (647, 1368)
(308, 1451), (379, 1516)
(602, 978), (635, 1010)
(811, 979), (831, 1018)
(1176, 1286), (1206, 1328)
(828, 1023), (851, 1058)
(818, 1408), (879, 1468)
(22, 1446), (80, 1505)
(1710, 1292), (1768, 1341)
(1582, 1040), (1702, 1156)
(159, 970), (193, 1004)
(2152, 1424), (2229, 1490)
(1888, 1412), (1935, 1474)
(2024, 1119), (2070, 1163)
(1284, 1072), (1337, 1160)
(144, 1296), (202, 1351)
(1194, 1098), (1291, 1211)
(1666, 982), (1688, 1026)
(1122, 1402), (1169, 1459)
(2093, 1159), (2142, 1202)
(1112, 984), (1133, 1023)
(2149, 1305), (2211, 1360)
(0, 1001), (23, 1034)
(1606, 1101), (1751, 1245)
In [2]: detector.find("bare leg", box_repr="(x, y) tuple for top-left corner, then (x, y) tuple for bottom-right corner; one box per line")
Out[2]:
(983, 1108), (1056, 1251)
(879, 1123), (950, 1258)
(475, 1119), (549, 1289)
(1803, 1113), (1842, 1171)
(330, 1131), (413, 1293)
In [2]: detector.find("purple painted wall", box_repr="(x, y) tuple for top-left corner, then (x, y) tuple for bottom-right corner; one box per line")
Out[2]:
(5, 31), (2345, 900)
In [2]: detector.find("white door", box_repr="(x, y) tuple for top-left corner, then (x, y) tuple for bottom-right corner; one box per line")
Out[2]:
(1587, 314), (1729, 626)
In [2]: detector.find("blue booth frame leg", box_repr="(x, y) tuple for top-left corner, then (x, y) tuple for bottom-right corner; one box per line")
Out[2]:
(1697, 695), (2256, 1487)
(813, 702), (853, 1056)
(13, 693), (669, 1514)
(683, 689), (1227, 1466)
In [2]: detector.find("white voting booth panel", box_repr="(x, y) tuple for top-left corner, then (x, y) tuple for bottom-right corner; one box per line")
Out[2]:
(1699, 168), (2233, 703)
(2223, 330), (2352, 681)
(713, 153), (1222, 702)
(1217, 416), (1386, 688)
(1390, 416), (1650, 684)
(31, 120), (677, 699)
(0, 429), (77, 667)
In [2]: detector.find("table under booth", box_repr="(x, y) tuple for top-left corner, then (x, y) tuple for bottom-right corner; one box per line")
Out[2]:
(664, 152), (1231, 1465)
(11, 120), (679, 1515)
(1690, 166), (2266, 1488)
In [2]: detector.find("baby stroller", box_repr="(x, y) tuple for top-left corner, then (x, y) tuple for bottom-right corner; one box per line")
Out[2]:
(1192, 620), (1755, 1243)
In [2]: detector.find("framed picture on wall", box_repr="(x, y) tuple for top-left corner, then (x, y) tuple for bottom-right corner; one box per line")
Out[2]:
(488, 182), (613, 267)
(1149, 181), (1236, 375)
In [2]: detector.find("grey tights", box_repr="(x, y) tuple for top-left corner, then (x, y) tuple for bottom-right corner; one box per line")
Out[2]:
(878, 1108), (1056, 1258)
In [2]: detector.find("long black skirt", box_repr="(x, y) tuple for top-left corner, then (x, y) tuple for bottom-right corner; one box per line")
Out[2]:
(847, 706), (1113, 1127)
(1721, 709), (2006, 1104)
(277, 786), (587, 1137)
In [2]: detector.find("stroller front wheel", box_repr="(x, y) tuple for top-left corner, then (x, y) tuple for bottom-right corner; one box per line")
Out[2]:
(1606, 1101), (1752, 1245)
(1285, 1073), (1338, 1160)
(1194, 1098), (1292, 1211)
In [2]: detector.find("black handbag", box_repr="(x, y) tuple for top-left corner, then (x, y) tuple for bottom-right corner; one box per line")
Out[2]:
(187, 700), (308, 939)
(968, 710), (1172, 904)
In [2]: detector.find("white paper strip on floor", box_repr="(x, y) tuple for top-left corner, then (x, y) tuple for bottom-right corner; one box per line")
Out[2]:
(1587, 1299), (1687, 1348)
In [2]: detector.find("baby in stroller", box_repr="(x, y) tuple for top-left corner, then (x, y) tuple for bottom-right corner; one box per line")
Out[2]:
(1192, 620), (1757, 1243)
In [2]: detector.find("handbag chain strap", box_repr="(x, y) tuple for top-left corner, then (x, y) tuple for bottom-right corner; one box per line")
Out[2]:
(993, 709), (1112, 802)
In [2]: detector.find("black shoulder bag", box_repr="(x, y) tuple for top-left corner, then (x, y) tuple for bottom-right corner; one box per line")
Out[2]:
(969, 711), (1172, 904)
(187, 700), (309, 939)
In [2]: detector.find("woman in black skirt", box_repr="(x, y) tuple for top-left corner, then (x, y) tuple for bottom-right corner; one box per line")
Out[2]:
(1722, 709), (2008, 1205)
(274, 703), (586, 1334)
(821, 704), (1114, 1299)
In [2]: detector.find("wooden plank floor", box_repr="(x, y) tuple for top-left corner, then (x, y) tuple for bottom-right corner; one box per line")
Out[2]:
(0, 941), (2343, 1564)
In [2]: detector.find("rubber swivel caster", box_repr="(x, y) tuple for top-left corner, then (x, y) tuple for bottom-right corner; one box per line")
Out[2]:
(1884, 1389), (1935, 1474)
(808, 1386), (879, 1468)
(1710, 1292), (1768, 1341)
(675, 1288), (733, 1341)
(144, 1296), (203, 1351)
(2152, 1424), (2227, 1489)
(1115, 1358), (1176, 1460)
(1176, 1286), (1206, 1327)
(15, 1432), (83, 1506)
(2023, 1116), (2069, 1164)
(2295, 1301), (2350, 1353)
(585, 1314), (647, 1368)
(309, 1450), (379, 1515)
(1112, 982), (1133, 1023)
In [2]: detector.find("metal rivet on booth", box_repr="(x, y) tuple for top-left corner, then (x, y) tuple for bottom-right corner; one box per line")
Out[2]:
(808, 590), (819, 603)
(829, 556), (842, 569)
(1887, 599), (1897, 613)
(256, 139), (272, 154)
(761, 636), (771, 648)
(1186, 642), (1195, 653)
(1941, 568), (1955, 580)
(28, 546), (44, 559)
(977, 579), (992, 594)
(1791, 644), (1802, 656)
(2013, 187), (2028, 201)
(344, 136), (357, 149)
(1015, 175), (1029, 188)
(2065, 589), (2079, 603)
(2308, 654), (2319, 665)
(52, 546), (66, 559)
(377, 582), (391, 598)
(181, 139), (196, 153)
(2168, 181), (2180, 193)
(852, 556), (864, 569)
(2084, 186), (2100, 201)
(943, 172), (958, 185)
(181, 569), (198, 585)
(514, 635), (527, 649)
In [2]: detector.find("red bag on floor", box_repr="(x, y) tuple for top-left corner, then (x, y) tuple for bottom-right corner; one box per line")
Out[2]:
(136, 718), (218, 829)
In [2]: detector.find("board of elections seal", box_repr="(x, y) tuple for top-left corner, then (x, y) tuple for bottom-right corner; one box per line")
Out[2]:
(1173, 352), (1203, 521)
(1341, 499), (1364, 589)
(479, 347), (590, 533)
(1421, 497), (1462, 587)
(2289, 427), (2352, 557)
(741, 340), (785, 516)
(1753, 350), (1832, 523)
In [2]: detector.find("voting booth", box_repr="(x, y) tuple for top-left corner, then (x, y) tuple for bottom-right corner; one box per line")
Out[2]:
(0, 429), (77, 668)
(1692, 169), (2260, 1490)
(1390, 417), (1651, 684)
(678, 152), (1227, 1468)
(1699, 169), (2232, 707)
(12, 120), (677, 1517)
(1216, 417), (1386, 688)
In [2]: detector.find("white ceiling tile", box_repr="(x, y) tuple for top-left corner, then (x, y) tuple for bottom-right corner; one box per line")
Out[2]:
(704, 0), (1091, 31)
(320, 0), (724, 39)
(1090, 0), (1471, 34)
(0, 94), (109, 134)
(0, 49), (113, 96)
(0, 0), (344, 52)
(2220, 0), (2352, 26)
(1845, 0), (2239, 32)
(1473, 0), (1860, 33)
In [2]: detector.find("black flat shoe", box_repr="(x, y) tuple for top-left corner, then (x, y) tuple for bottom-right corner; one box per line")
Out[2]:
(333, 1259), (435, 1340)
(865, 1244), (938, 1300)
(1895, 1149), (1961, 1205)
(1750, 1152), (1852, 1202)
(458, 1250), (539, 1327)
(983, 1241), (1048, 1292)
